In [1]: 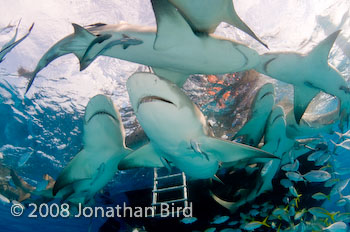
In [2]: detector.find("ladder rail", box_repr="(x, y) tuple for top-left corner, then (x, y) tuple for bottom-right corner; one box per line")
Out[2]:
(152, 168), (189, 217)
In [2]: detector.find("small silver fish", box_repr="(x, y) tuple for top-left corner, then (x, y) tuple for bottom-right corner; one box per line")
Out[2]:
(336, 199), (347, 207)
(334, 168), (350, 176)
(249, 209), (260, 217)
(332, 139), (350, 151)
(307, 150), (325, 162)
(282, 160), (299, 172)
(18, 151), (33, 167)
(280, 179), (293, 188)
(315, 153), (331, 166)
(325, 178), (339, 187)
(308, 207), (330, 218)
(323, 221), (348, 232)
(286, 172), (304, 182)
(330, 178), (350, 196)
(181, 217), (197, 224)
(211, 215), (230, 225)
(0, 194), (10, 204)
(204, 228), (216, 232)
(294, 209), (306, 220)
(303, 170), (331, 182)
(289, 186), (299, 198)
(312, 192), (329, 200)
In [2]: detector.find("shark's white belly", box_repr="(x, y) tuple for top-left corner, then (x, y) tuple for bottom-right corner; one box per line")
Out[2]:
(103, 31), (259, 75)
(136, 103), (219, 178)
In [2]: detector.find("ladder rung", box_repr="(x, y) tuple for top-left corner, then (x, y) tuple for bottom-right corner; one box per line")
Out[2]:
(153, 185), (186, 193)
(152, 198), (187, 206)
(155, 173), (182, 180)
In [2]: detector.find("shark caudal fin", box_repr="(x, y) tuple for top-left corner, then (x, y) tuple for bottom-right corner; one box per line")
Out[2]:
(25, 23), (96, 94)
(224, 1), (268, 49)
(309, 30), (341, 65)
(197, 136), (278, 164)
(151, 0), (195, 50)
(209, 190), (243, 213)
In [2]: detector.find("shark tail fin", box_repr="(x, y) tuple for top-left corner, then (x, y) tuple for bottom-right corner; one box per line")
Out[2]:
(309, 30), (341, 64)
(209, 190), (242, 213)
(224, 2), (268, 49)
(24, 23), (96, 94)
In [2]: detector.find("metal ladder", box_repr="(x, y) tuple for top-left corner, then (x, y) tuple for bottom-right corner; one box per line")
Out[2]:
(151, 168), (188, 217)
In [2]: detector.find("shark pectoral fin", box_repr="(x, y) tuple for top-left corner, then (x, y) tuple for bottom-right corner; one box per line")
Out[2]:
(151, 0), (195, 50)
(197, 136), (278, 163)
(152, 67), (189, 87)
(309, 30), (341, 64)
(118, 143), (164, 170)
(293, 86), (320, 124)
(225, 2), (268, 49)
(53, 177), (91, 197)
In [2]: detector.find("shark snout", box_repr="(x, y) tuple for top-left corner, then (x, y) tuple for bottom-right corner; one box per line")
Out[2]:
(84, 94), (120, 124)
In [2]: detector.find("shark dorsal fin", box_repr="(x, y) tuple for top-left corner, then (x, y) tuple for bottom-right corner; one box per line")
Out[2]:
(151, 0), (195, 50)
(72, 23), (95, 39)
(309, 30), (341, 64)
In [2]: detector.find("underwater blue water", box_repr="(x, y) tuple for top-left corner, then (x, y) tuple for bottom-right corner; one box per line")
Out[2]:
(1, 1), (350, 231)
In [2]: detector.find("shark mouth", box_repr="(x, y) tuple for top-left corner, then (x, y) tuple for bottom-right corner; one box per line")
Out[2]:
(138, 96), (176, 109)
(272, 113), (284, 124)
(259, 91), (274, 100)
(86, 111), (117, 124)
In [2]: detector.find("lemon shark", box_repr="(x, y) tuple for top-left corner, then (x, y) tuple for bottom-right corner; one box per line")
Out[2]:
(119, 72), (277, 180)
(52, 94), (132, 204)
(25, 0), (260, 93)
(24, 27), (142, 94)
(211, 106), (295, 212)
(168, 0), (268, 48)
(0, 22), (34, 63)
(233, 83), (275, 146)
(255, 30), (350, 124)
